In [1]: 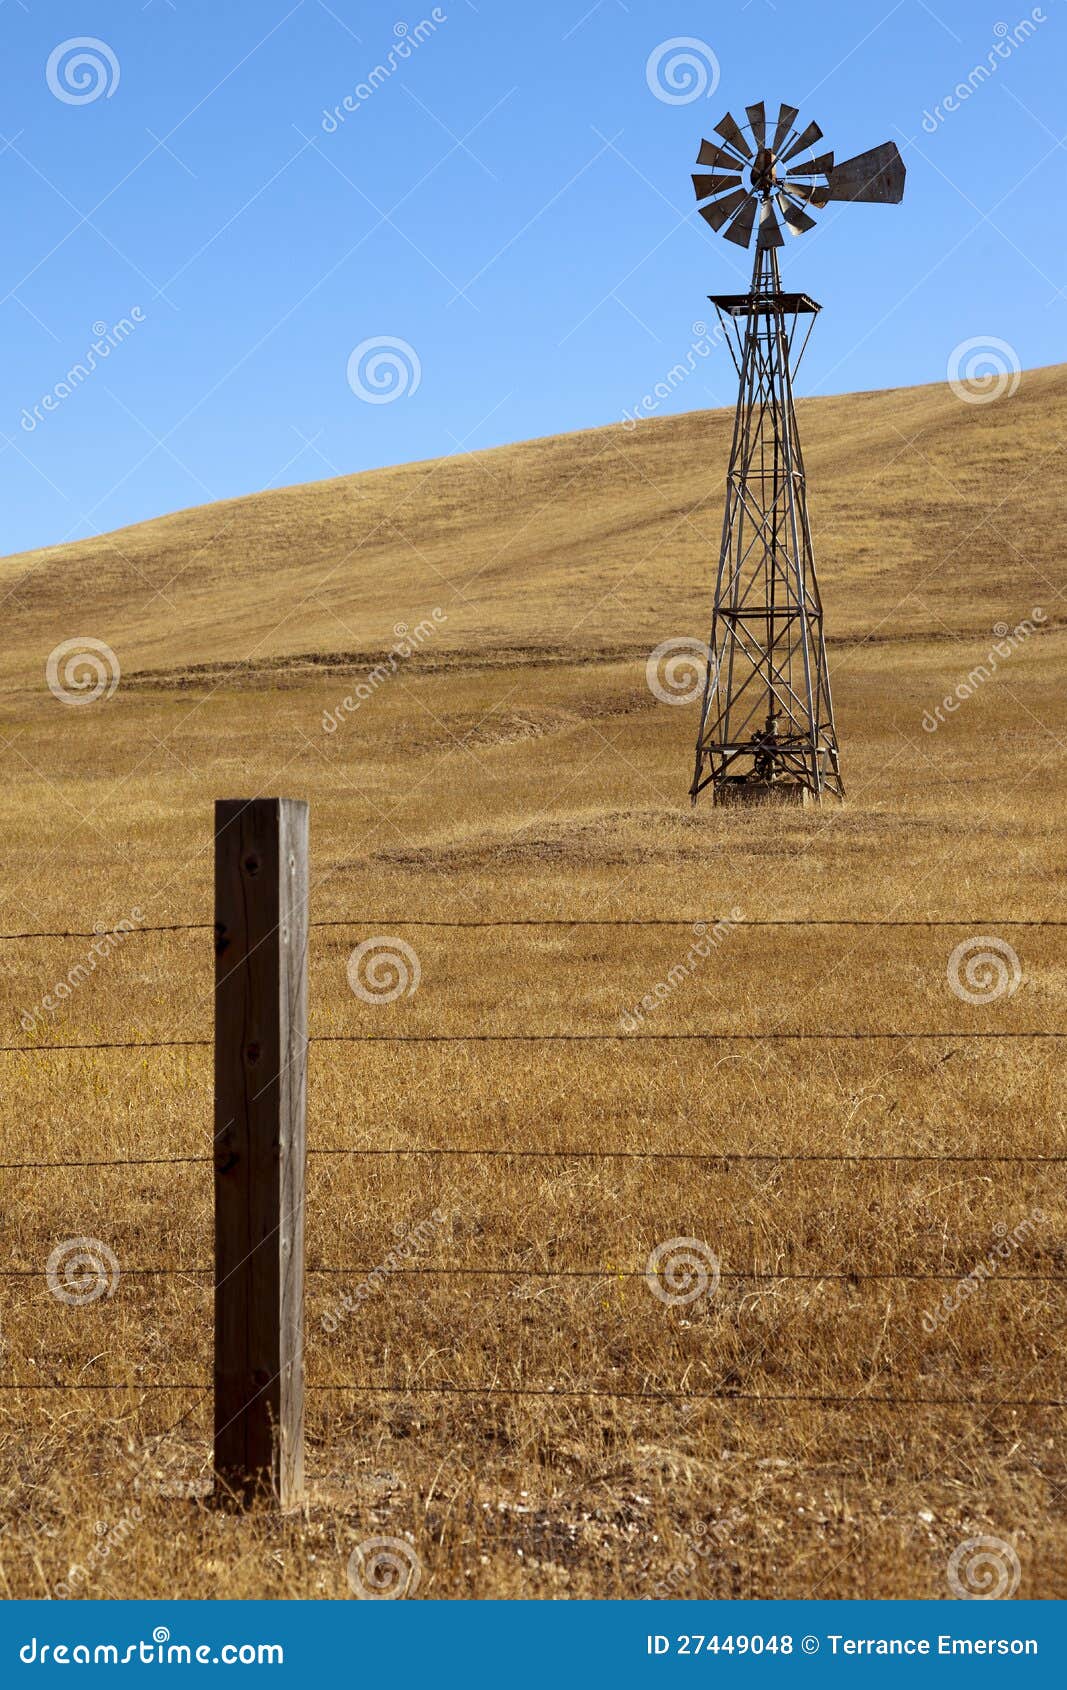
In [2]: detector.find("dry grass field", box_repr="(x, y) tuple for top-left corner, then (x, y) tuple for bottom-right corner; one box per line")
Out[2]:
(0, 365), (1065, 1601)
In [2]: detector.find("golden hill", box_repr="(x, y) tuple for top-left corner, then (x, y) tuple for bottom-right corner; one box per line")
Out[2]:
(2, 362), (1063, 687)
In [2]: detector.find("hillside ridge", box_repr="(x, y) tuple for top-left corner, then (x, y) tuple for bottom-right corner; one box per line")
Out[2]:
(2, 362), (1063, 685)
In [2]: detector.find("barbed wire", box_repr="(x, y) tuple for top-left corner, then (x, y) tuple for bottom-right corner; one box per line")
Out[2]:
(2, 1265), (1062, 1283)
(308, 917), (1067, 930)
(0, 1266), (211, 1277)
(2, 1147), (1062, 1171)
(3, 1030), (1064, 1057)
(4, 913), (1062, 1449)
(2, 916), (1065, 945)
(0, 1382), (207, 1391)
(0, 1037), (209, 1054)
(305, 1267), (1067, 1282)
(0, 924), (213, 941)
(0, 1154), (210, 1169)
(309, 1031), (1067, 1043)
(0, 1381), (1062, 1408)
(307, 1147), (1066, 1163)
(2, 1149), (1063, 1173)
(311, 1385), (1067, 1408)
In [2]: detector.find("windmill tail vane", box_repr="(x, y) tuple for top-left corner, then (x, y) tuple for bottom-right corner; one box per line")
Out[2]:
(688, 102), (905, 807)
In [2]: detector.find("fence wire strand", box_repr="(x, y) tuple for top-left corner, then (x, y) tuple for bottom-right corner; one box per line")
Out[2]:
(4, 1142), (1061, 1169)
(3, 1265), (1063, 1283)
(309, 917), (1067, 929)
(3, 916), (1067, 945)
(0, 1382), (1062, 1409)
(3, 1149), (1064, 1171)
(308, 1031), (1067, 1043)
(307, 1147), (1066, 1163)
(309, 1385), (1067, 1408)
(0, 1038), (209, 1054)
(4, 1031), (1066, 1058)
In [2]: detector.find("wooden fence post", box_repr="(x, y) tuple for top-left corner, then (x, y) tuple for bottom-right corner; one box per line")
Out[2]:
(213, 798), (308, 1508)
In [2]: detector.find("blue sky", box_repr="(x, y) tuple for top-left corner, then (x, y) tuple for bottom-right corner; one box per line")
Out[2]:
(1, 0), (1063, 555)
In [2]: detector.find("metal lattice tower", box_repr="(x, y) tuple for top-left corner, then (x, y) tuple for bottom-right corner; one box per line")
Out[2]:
(688, 102), (905, 806)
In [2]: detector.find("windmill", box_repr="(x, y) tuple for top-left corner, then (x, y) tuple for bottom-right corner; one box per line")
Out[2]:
(688, 101), (905, 805)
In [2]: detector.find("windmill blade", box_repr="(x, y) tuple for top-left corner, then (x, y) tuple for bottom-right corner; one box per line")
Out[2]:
(723, 195), (759, 248)
(783, 150), (835, 177)
(756, 199), (784, 248)
(714, 111), (753, 159)
(825, 141), (906, 203)
(692, 171), (743, 202)
(783, 179), (830, 208)
(697, 137), (747, 171)
(780, 119), (824, 164)
(771, 102), (799, 154)
(698, 186), (752, 232)
(745, 101), (767, 150)
(777, 192), (817, 237)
